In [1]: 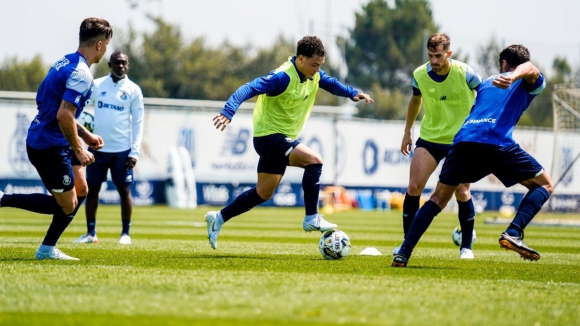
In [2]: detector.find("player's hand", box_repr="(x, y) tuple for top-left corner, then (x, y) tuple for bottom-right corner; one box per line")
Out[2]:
(75, 148), (95, 166)
(492, 74), (514, 89)
(125, 157), (137, 171)
(213, 113), (231, 131)
(401, 133), (413, 156)
(353, 92), (374, 104)
(82, 132), (104, 150)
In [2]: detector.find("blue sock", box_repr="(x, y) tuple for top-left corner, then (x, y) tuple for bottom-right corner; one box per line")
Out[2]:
(42, 196), (85, 246)
(87, 219), (96, 236)
(122, 220), (131, 235)
(458, 198), (475, 249)
(402, 193), (421, 238)
(507, 187), (550, 237)
(221, 188), (266, 222)
(1, 193), (60, 214)
(400, 200), (441, 257)
(302, 164), (322, 216)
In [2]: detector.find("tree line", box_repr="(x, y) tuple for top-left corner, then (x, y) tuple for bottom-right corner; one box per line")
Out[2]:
(1, 0), (577, 127)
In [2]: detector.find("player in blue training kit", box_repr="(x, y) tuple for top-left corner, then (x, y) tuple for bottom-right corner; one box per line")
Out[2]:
(0, 18), (113, 260)
(392, 44), (552, 267)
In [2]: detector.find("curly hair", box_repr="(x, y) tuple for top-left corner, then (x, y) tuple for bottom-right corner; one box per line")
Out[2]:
(499, 44), (530, 69)
(427, 33), (450, 52)
(296, 36), (326, 58)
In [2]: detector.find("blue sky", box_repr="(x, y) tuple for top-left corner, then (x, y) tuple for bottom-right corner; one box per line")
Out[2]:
(2, 0), (579, 77)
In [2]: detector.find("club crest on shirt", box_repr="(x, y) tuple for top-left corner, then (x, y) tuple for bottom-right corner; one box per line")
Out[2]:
(63, 175), (71, 186)
(120, 92), (128, 101)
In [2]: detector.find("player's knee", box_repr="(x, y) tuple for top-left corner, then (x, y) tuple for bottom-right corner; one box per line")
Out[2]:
(59, 201), (77, 215)
(406, 181), (423, 196)
(256, 189), (274, 200)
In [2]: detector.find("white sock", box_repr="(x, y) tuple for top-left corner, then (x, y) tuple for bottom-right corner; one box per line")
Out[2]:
(304, 214), (318, 223)
(217, 212), (225, 225)
(37, 244), (54, 253)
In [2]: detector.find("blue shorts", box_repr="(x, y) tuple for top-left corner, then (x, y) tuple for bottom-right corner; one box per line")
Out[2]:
(253, 134), (301, 174)
(440, 142), (544, 187)
(86, 148), (133, 187)
(415, 138), (451, 164)
(27, 144), (76, 192)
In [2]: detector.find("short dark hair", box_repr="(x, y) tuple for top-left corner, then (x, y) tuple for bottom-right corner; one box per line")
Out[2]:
(79, 18), (113, 45)
(297, 36), (326, 58)
(427, 33), (450, 52)
(499, 44), (530, 69)
(110, 51), (128, 61)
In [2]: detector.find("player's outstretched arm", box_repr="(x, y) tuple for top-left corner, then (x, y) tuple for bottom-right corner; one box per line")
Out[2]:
(213, 113), (231, 131)
(493, 62), (540, 89)
(56, 100), (95, 166)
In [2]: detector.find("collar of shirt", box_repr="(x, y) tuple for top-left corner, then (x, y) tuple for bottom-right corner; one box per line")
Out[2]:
(290, 56), (312, 83)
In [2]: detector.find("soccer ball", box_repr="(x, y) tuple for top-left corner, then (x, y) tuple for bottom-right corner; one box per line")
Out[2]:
(77, 111), (94, 132)
(319, 230), (351, 260)
(452, 226), (476, 247)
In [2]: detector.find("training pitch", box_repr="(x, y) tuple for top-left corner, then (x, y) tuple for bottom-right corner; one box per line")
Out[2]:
(1, 205), (579, 325)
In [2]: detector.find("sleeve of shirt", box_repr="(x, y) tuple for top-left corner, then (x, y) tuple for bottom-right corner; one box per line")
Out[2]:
(220, 71), (290, 120)
(63, 68), (93, 109)
(129, 86), (145, 159)
(412, 77), (421, 96)
(318, 69), (358, 99)
(524, 72), (546, 95)
(465, 65), (483, 90)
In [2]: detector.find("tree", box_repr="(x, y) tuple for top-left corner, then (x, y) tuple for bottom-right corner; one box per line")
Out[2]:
(340, 0), (438, 91)
(0, 55), (46, 91)
(476, 36), (502, 78)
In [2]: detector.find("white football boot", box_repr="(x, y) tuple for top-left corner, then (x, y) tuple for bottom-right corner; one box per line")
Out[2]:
(302, 214), (337, 232)
(72, 233), (98, 244)
(119, 234), (132, 245)
(205, 211), (222, 249)
(35, 248), (79, 261)
(392, 244), (402, 256)
(460, 248), (474, 259)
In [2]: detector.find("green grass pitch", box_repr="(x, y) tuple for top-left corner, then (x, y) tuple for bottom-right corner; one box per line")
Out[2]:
(1, 205), (579, 325)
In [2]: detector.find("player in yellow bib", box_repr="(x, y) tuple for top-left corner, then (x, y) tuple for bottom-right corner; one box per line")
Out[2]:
(396, 33), (482, 259)
(204, 36), (373, 249)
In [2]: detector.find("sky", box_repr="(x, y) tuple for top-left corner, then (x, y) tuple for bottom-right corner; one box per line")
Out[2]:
(1, 0), (579, 78)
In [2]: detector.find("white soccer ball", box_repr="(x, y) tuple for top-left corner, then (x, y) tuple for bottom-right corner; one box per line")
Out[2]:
(77, 111), (94, 133)
(319, 230), (351, 260)
(452, 226), (476, 247)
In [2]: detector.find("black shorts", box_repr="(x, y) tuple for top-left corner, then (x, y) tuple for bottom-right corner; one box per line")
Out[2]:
(440, 142), (544, 187)
(27, 144), (77, 192)
(253, 134), (301, 174)
(415, 138), (451, 164)
(86, 148), (133, 187)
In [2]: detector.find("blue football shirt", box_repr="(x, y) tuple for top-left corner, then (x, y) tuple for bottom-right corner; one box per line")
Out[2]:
(27, 52), (94, 149)
(453, 71), (545, 146)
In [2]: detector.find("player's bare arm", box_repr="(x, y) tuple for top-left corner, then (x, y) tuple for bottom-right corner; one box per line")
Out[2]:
(76, 121), (105, 150)
(352, 92), (374, 103)
(493, 61), (540, 89)
(401, 95), (422, 155)
(56, 100), (94, 166)
(213, 113), (231, 131)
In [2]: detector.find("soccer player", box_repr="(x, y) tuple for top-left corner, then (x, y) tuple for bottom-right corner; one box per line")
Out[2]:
(392, 44), (550, 268)
(205, 36), (374, 249)
(395, 33), (482, 259)
(0, 18), (113, 260)
(73, 51), (144, 245)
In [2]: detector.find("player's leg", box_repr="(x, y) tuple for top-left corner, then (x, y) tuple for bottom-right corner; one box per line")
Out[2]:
(495, 147), (553, 260)
(73, 148), (106, 244)
(454, 183), (475, 257)
(35, 152), (86, 260)
(0, 146), (67, 214)
(112, 150), (136, 244)
(404, 139), (444, 237)
(288, 143), (334, 232)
